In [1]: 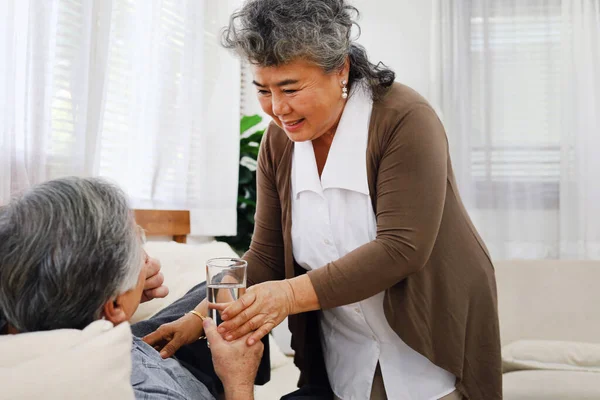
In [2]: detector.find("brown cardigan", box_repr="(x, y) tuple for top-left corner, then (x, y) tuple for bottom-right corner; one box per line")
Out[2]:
(244, 83), (502, 400)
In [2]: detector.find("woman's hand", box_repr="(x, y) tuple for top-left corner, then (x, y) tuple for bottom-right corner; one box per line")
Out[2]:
(143, 312), (204, 358)
(212, 280), (295, 345)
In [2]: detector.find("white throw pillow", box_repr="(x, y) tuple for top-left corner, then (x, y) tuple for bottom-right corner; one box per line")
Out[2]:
(503, 339), (600, 373)
(0, 320), (134, 399)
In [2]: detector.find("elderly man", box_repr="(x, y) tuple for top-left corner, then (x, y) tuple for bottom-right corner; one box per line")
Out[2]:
(0, 177), (266, 400)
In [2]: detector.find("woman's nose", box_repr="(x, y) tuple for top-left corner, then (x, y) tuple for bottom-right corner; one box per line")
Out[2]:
(271, 93), (291, 117)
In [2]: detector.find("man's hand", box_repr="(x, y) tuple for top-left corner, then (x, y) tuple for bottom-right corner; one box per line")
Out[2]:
(143, 313), (205, 358)
(141, 253), (169, 303)
(204, 317), (263, 400)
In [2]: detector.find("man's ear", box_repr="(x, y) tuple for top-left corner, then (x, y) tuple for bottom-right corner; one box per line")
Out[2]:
(102, 295), (128, 326)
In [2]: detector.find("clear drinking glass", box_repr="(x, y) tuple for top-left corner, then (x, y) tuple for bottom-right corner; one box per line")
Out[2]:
(206, 257), (247, 326)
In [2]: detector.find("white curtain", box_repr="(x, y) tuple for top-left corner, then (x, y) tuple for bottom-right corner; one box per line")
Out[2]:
(0, 0), (241, 236)
(560, 0), (600, 258)
(431, 0), (600, 259)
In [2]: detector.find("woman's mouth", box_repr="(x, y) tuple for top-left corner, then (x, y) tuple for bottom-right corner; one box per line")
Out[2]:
(282, 118), (305, 132)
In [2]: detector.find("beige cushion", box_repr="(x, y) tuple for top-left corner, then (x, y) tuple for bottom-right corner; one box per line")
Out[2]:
(503, 340), (600, 373)
(504, 370), (600, 400)
(0, 320), (134, 400)
(495, 260), (600, 346)
(132, 240), (238, 323)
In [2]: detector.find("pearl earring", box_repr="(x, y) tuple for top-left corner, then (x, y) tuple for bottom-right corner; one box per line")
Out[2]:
(341, 80), (348, 99)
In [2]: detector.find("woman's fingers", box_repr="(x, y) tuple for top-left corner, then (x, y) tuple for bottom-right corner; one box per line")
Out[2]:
(220, 290), (257, 321)
(208, 301), (232, 312)
(218, 301), (261, 334)
(222, 313), (265, 341)
(248, 321), (275, 346)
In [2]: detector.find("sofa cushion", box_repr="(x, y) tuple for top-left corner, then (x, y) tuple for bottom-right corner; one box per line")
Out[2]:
(0, 320), (134, 400)
(504, 370), (600, 400)
(495, 260), (600, 346)
(503, 340), (600, 373)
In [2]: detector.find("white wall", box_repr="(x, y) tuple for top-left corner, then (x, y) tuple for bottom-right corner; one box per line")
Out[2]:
(352, 0), (433, 100)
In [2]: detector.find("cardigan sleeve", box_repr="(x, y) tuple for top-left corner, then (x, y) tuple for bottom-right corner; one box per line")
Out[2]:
(307, 105), (448, 309)
(243, 126), (286, 286)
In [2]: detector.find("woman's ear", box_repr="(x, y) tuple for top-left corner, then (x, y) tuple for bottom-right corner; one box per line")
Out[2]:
(340, 56), (350, 80)
(102, 295), (128, 326)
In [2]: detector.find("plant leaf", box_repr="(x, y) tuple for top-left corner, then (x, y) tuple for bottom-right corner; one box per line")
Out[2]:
(240, 115), (263, 134)
(239, 167), (253, 184)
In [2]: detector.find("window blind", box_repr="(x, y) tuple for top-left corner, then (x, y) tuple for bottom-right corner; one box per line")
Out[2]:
(470, 1), (563, 184)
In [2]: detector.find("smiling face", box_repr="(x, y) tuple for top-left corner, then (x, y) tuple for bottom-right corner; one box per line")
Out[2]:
(252, 58), (349, 142)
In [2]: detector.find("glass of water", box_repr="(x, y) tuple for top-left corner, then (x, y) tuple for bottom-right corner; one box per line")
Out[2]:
(206, 257), (247, 326)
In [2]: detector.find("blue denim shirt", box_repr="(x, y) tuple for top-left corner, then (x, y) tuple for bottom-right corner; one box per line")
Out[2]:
(131, 336), (215, 400)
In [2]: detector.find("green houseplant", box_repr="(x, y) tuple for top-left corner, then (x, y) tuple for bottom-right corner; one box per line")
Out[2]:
(217, 115), (265, 254)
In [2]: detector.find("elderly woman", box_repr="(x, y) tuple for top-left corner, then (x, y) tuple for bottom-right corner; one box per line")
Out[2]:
(146, 1), (502, 399)
(0, 177), (265, 400)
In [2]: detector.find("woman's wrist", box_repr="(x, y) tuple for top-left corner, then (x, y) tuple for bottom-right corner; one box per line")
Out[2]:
(286, 275), (320, 314)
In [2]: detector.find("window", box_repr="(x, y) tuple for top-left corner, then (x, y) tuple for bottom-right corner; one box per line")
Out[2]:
(2, 0), (240, 235)
(469, 1), (562, 208)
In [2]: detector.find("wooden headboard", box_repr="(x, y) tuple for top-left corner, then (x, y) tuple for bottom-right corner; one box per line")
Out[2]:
(133, 210), (190, 243)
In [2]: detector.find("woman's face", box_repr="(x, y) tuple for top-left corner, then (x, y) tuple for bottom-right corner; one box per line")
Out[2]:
(252, 58), (349, 142)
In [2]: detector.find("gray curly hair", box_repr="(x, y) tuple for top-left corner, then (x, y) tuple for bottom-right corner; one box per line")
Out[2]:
(222, 0), (395, 100)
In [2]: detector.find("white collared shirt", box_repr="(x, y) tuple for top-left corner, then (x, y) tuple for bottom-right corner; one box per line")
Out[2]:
(291, 87), (456, 400)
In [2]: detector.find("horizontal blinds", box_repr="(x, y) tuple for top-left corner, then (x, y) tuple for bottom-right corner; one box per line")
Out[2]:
(470, 0), (563, 182)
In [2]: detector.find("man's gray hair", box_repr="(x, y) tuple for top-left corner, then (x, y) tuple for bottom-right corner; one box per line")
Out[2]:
(222, 0), (395, 100)
(0, 177), (143, 332)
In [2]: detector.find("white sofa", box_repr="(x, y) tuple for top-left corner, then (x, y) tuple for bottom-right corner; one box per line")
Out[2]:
(260, 259), (600, 399)
(495, 260), (600, 400)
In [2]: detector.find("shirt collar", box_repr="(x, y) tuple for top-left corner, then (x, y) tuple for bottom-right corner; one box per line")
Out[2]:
(292, 85), (373, 198)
